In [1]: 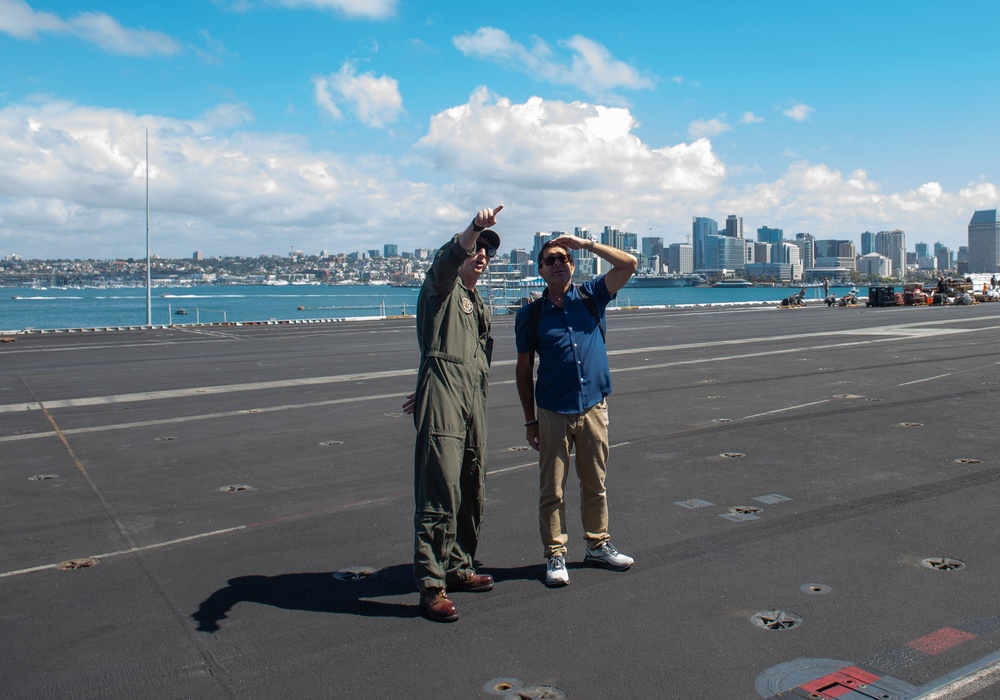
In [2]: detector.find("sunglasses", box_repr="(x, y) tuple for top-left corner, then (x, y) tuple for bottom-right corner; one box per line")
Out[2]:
(476, 241), (497, 258)
(542, 253), (572, 266)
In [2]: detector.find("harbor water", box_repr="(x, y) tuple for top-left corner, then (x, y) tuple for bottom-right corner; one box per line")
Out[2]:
(1, 283), (851, 332)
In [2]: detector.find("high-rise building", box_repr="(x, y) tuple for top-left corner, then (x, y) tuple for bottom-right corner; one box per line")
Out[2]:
(621, 231), (638, 253)
(968, 209), (1000, 273)
(794, 233), (816, 270)
(914, 242), (928, 259)
(602, 226), (626, 250)
(692, 216), (718, 271)
(875, 230), (906, 279)
(757, 226), (783, 247)
(384, 244), (398, 258)
(858, 253), (892, 278)
(725, 215), (744, 238)
(815, 239), (856, 259)
(574, 227), (596, 276)
(860, 231), (875, 256)
(934, 242), (953, 273)
(667, 243), (693, 274)
(704, 234), (747, 272)
(641, 236), (663, 271)
(531, 231), (553, 269)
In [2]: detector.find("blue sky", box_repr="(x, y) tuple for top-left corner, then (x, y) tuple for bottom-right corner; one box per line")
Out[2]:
(1, 0), (998, 259)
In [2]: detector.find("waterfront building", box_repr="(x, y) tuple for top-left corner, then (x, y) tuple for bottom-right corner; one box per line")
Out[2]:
(703, 234), (748, 273)
(667, 243), (693, 274)
(805, 267), (853, 284)
(816, 256), (857, 273)
(692, 216), (718, 271)
(967, 209), (1000, 273)
(773, 241), (803, 281)
(875, 230), (906, 278)
(574, 227), (596, 276)
(744, 262), (792, 282)
(753, 242), (771, 265)
(858, 252), (893, 278)
(860, 231), (875, 256)
(794, 233), (816, 270)
(641, 237), (664, 271)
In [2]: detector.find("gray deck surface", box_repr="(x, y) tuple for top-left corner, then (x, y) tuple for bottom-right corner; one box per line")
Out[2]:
(4, 302), (1000, 699)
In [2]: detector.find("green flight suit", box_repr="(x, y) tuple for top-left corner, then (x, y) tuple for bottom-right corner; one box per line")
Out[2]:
(412, 234), (493, 591)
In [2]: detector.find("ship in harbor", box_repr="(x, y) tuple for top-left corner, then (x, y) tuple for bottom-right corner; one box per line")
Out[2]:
(712, 277), (753, 288)
(627, 273), (706, 288)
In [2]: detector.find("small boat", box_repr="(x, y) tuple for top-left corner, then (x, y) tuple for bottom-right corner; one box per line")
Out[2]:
(175, 309), (189, 315)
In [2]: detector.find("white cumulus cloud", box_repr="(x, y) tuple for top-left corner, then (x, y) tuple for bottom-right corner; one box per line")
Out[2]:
(688, 117), (732, 138)
(313, 62), (403, 128)
(271, 0), (397, 19)
(0, 92), (995, 259)
(414, 88), (724, 194)
(453, 28), (653, 99)
(0, 0), (181, 56)
(783, 102), (815, 122)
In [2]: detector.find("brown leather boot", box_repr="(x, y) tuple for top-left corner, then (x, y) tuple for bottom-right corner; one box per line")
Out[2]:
(446, 573), (494, 592)
(419, 588), (459, 622)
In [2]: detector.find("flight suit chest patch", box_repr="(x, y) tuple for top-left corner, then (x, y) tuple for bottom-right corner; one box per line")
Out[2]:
(460, 297), (474, 314)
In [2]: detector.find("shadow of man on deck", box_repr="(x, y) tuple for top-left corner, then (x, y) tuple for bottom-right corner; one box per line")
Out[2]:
(192, 562), (542, 632)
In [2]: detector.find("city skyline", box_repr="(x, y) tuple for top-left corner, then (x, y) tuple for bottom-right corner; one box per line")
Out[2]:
(2, 1), (999, 259)
(0, 210), (973, 262)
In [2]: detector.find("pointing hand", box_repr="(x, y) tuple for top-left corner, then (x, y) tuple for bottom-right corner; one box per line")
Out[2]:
(474, 205), (504, 229)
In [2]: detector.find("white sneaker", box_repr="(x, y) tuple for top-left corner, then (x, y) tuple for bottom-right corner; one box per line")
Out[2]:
(545, 555), (570, 587)
(584, 542), (633, 571)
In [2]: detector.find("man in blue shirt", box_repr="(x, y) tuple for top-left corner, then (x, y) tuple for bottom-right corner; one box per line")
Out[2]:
(514, 235), (637, 587)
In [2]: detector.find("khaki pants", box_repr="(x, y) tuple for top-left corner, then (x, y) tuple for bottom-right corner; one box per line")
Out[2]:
(538, 401), (610, 558)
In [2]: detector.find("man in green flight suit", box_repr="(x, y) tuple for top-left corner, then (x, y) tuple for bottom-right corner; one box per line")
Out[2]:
(408, 205), (503, 622)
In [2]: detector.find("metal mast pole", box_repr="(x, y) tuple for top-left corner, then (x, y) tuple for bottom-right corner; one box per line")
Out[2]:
(145, 129), (151, 326)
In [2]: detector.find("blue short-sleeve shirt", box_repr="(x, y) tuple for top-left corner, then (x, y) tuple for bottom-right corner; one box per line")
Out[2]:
(514, 276), (615, 414)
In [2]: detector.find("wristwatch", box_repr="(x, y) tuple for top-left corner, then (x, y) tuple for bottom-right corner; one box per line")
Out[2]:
(588, 235), (598, 249)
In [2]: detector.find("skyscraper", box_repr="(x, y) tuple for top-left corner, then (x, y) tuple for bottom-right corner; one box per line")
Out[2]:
(794, 233), (815, 270)
(692, 216), (718, 271)
(875, 230), (906, 279)
(860, 231), (875, 256)
(725, 215), (744, 238)
(968, 209), (1000, 273)
(574, 226), (595, 275)
(757, 226), (783, 247)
